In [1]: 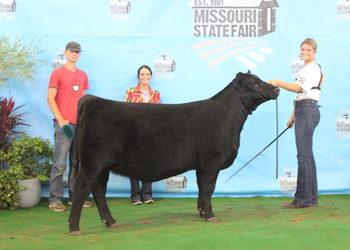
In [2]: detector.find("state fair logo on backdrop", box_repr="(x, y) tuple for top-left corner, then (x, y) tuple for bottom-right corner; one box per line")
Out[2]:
(51, 50), (66, 71)
(337, 0), (350, 22)
(153, 50), (176, 81)
(188, 0), (278, 70)
(336, 110), (350, 139)
(109, 0), (131, 22)
(0, 0), (16, 21)
(165, 174), (187, 193)
(291, 52), (304, 79)
(279, 167), (297, 196)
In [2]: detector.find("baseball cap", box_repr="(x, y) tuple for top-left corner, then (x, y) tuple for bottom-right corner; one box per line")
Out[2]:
(65, 41), (83, 52)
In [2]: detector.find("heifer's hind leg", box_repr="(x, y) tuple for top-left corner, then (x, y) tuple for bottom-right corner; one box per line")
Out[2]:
(92, 169), (119, 228)
(196, 170), (205, 218)
(199, 168), (220, 222)
(68, 169), (96, 236)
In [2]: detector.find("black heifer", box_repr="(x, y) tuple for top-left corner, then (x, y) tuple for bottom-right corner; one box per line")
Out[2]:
(68, 71), (280, 236)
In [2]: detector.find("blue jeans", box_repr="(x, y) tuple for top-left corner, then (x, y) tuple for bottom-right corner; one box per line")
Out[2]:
(49, 120), (76, 205)
(129, 177), (152, 202)
(294, 102), (320, 207)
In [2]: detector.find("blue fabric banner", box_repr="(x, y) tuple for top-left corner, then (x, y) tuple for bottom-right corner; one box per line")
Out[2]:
(1, 0), (349, 198)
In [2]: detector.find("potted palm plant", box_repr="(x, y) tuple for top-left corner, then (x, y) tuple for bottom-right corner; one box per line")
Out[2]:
(1, 133), (54, 208)
(0, 96), (54, 210)
(0, 95), (26, 210)
(0, 35), (50, 210)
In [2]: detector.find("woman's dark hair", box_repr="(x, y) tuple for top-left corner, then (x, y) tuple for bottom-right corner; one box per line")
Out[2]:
(137, 65), (152, 78)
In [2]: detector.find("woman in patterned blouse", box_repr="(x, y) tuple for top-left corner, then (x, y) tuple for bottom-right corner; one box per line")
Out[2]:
(124, 65), (161, 205)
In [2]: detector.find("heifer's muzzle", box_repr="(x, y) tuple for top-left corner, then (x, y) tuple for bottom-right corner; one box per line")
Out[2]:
(261, 83), (280, 101)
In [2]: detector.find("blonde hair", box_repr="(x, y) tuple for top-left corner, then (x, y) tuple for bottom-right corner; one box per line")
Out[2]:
(300, 38), (317, 51)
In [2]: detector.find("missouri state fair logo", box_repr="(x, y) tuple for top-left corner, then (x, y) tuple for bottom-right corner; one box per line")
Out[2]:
(165, 174), (187, 192)
(336, 109), (350, 139)
(188, 0), (279, 70)
(279, 167), (297, 196)
(51, 50), (66, 71)
(337, 0), (350, 22)
(0, 0), (16, 21)
(291, 51), (304, 79)
(109, 0), (131, 22)
(153, 50), (176, 81)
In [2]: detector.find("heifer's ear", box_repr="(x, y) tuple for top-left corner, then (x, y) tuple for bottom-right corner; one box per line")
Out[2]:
(247, 70), (251, 74)
(235, 73), (246, 92)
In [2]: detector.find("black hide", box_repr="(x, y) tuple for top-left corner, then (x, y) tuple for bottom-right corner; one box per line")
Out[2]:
(67, 71), (280, 235)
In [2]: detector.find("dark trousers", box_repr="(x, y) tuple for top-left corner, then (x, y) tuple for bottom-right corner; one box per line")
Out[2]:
(129, 177), (152, 202)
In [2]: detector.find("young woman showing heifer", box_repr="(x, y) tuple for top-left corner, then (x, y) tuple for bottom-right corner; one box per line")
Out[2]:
(269, 38), (322, 209)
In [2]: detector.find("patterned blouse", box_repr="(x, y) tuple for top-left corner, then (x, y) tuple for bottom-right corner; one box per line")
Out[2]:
(124, 85), (161, 103)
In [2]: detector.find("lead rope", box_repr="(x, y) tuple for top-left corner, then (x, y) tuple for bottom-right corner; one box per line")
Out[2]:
(276, 98), (278, 179)
(225, 97), (289, 183)
(225, 127), (289, 183)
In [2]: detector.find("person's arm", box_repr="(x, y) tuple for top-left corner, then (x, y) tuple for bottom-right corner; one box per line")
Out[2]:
(47, 87), (69, 128)
(287, 108), (295, 128)
(124, 90), (131, 102)
(268, 79), (302, 93)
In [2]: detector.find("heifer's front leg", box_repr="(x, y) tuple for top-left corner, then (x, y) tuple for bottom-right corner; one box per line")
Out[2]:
(92, 169), (119, 229)
(67, 169), (95, 236)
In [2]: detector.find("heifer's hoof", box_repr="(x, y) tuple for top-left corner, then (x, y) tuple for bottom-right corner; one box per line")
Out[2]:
(67, 222), (81, 236)
(109, 223), (120, 228)
(198, 208), (205, 217)
(206, 217), (218, 223)
(102, 220), (119, 228)
(70, 231), (83, 236)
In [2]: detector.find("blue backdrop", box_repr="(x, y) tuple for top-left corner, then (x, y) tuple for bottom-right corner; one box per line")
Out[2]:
(1, 0), (349, 198)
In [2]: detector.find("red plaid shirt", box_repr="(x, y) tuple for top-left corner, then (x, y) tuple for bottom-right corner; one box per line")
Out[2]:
(124, 85), (161, 103)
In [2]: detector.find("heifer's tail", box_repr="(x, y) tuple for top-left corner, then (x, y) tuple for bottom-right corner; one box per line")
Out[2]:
(71, 95), (89, 181)
(71, 115), (81, 182)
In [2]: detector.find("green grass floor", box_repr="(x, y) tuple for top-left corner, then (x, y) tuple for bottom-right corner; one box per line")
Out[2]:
(1, 195), (350, 250)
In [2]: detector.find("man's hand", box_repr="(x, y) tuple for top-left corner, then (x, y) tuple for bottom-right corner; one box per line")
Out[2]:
(57, 119), (69, 129)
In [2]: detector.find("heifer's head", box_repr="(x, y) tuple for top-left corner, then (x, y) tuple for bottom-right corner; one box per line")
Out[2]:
(235, 71), (280, 112)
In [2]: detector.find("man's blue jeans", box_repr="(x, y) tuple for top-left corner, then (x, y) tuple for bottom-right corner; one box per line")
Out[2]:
(49, 120), (76, 205)
(294, 102), (320, 207)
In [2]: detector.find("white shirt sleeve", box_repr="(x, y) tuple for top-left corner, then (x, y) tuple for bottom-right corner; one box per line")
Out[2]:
(296, 63), (320, 92)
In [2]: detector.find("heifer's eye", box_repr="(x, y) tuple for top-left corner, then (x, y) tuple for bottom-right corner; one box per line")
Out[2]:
(252, 82), (262, 92)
